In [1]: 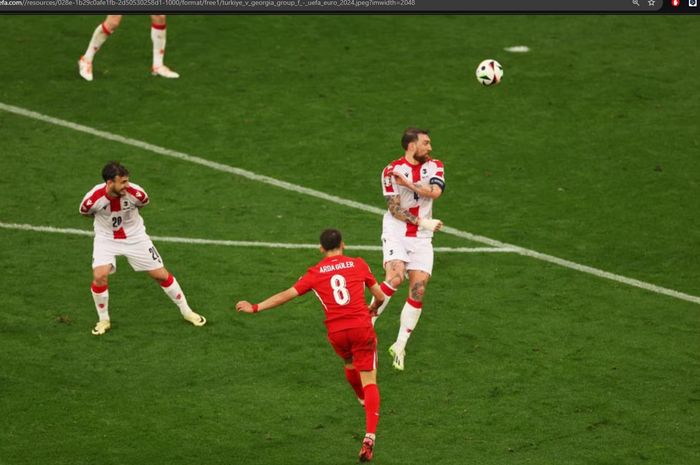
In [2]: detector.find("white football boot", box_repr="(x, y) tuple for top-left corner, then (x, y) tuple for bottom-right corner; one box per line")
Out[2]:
(388, 343), (405, 371)
(183, 311), (206, 327)
(151, 65), (180, 79)
(78, 56), (93, 81)
(91, 320), (111, 335)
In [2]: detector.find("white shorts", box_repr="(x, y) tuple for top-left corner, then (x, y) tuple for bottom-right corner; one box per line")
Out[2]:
(92, 235), (164, 273)
(381, 234), (434, 275)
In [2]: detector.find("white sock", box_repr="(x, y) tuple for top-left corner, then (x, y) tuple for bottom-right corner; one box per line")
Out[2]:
(395, 300), (422, 352)
(151, 25), (166, 68)
(160, 275), (193, 317)
(84, 23), (110, 62)
(371, 281), (396, 325)
(371, 296), (391, 325)
(91, 287), (110, 322)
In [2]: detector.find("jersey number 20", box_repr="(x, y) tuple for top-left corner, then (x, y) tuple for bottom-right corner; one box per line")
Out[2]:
(330, 274), (350, 305)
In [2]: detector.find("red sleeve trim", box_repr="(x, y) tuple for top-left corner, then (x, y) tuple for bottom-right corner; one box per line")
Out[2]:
(80, 187), (107, 214)
(126, 186), (149, 205)
(382, 164), (399, 194)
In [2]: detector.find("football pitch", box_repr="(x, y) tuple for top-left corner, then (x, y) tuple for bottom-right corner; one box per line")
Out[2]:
(0, 15), (698, 465)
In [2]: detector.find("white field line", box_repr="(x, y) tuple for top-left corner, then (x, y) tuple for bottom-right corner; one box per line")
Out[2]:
(1, 101), (699, 306)
(504, 45), (531, 53)
(0, 222), (513, 254)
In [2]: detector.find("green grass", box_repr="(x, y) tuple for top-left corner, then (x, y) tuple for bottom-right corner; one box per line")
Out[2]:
(0, 15), (698, 465)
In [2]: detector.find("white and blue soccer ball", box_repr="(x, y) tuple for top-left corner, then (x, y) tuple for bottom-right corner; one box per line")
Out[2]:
(475, 59), (504, 86)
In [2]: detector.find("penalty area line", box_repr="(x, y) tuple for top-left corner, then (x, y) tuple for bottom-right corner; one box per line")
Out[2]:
(0, 222), (514, 254)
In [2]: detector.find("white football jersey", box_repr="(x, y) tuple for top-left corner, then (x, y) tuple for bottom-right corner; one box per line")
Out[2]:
(79, 182), (150, 241)
(381, 156), (445, 238)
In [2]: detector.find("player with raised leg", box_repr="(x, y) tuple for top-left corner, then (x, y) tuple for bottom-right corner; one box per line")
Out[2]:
(371, 128), (445, 371)
(236, 229), (385, 462)
(80, 161), (205, 335)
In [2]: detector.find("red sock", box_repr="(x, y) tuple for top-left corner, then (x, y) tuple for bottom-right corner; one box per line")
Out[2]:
(363, 383), (380, 435)
(344, 367), (364, 400)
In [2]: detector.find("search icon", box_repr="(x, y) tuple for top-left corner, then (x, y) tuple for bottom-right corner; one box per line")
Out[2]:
(632, 0), (640, 5)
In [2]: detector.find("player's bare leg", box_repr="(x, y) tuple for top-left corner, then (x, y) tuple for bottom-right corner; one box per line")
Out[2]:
(90, 264), (112, 335)
(389, 270), (429, 370)
(148, 267), (205, 326)
(150, 15), (179, 78)
(79, 15), (121, 81)
(358, 369), (379, 462)
(371, 259), (405, 325)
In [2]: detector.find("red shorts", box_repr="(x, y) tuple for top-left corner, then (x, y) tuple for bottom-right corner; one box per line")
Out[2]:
(327, 326), (378, 372)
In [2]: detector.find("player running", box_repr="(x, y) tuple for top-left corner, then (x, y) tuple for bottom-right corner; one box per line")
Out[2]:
(371, 127), (444, 371)
(78, 15), (179, 81)
(79, 161), (206, 336)
(236, 229), (385, 462)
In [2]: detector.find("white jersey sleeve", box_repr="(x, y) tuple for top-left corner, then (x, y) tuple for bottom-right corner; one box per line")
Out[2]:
(125, 183), (150, 208)
(79, 183), (108, 216)
(381, 162), (400, 197)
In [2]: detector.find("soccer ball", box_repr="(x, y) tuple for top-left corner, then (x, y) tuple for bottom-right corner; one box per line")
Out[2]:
(475, 59), (503, 86)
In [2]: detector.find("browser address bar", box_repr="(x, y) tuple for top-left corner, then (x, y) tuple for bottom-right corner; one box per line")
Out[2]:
(401, 0), (664, 12)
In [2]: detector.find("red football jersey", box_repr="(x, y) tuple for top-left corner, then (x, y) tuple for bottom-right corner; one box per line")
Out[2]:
(293, 255), (378, 333)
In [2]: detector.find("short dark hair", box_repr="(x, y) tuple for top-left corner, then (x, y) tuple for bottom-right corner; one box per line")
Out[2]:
(320, 229), (342, 251)
(102, 161), (129, 182)
(401, 127), (430, 150)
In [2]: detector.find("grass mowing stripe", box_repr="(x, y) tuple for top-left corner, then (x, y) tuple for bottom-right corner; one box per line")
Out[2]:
(1, 101), (698, 306)
(0, 222), (513, 253)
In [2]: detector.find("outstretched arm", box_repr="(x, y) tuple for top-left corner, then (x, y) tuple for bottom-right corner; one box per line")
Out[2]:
(236, 287), (300, 313)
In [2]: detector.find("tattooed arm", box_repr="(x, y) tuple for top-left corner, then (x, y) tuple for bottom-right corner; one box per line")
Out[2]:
(385, 195), (419, 225)
(385, 195), (443, 232)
